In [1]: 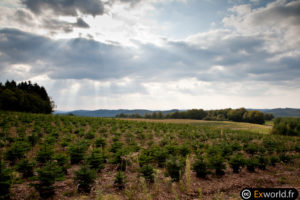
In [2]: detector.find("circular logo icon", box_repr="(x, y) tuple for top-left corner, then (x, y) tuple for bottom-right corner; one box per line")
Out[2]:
(241, 189), (251, 200)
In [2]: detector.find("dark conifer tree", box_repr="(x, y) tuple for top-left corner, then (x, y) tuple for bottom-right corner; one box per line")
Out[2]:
(0, 80), (54, 114)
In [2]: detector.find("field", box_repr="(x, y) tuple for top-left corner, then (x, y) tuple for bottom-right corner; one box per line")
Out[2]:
(0, 111), (300, 200)
(121, 118), (272, 134)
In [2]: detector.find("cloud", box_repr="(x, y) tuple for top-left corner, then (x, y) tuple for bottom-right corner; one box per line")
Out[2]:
(42, 19), (74, 33)
(251, 1), (300, 26)
(117, 0), (144, 7)
(17, 0), (99, 34)
(76, 79), (148, 97)
(42, 17), (90, 33)
(13, 9), (34, 26)
(19, 0), (157, 17)
(1, 27), (300, 87)
(75, 18), (90, 28)
(21, 0), (105, 17)
(0, 28), (135, 80)
(1, 0), (300, 110)
(4, 0), (178, 39)
(223, 0), (300, 53)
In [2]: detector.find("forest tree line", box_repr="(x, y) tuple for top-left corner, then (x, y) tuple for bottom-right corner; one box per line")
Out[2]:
(0, 80), (54, 114)
(116, 108), (274, 124)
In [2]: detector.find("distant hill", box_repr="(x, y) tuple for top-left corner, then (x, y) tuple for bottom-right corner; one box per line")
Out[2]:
(54, 108), (300, 118)
(54, 109), (180, 117)
(256, 108), (300, 117)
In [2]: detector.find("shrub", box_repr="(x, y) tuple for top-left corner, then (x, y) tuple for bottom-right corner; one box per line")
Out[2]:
(139, 149), (155, 167)
(219, 143), (234, 158)
(140, 164), (155, 183)
(165, 144), (180, 156)
(154, 147), (168, 167)
(84, 131), (95, 140)
(207, 145), (222, 157)
(209, 154), (226, 176)
(114, 171), (126, 190)
(178, 144), (191, 157)
(68, 142), (87, 164)
(74, 165), (97, 193)
(60, 136), (71, 147)
(229, 154), (245, 173)
(86, 149), (105, 172)
(111, 148), (128, 171)
(231, 142), (242, 152)
(244, 143), (258, 155)
(109, 141), (123, 153)
(295, 142), (300, 152)
(35, 162), (62, 198)
(262, 138), (280, 153)
(16, 159), (35, 178)
(128, 141), (140, 152)
(257, 155), (269, 170)
(0, 161), (12, 199)
(165, 156), (185, 182)
(245, 158), (259, 172)
(193, 157), (208, 178)
(272, 117), (300, 136)
(45, 135), (56, 145)
(95, 137), (106, 149)
(5, 141), (30, 164)
(53, 153), (69, 174)
(269, 155), (280, 166)
(27, 133), (39, 147)
(279, 153), (293, 164)
(36, 144), (54, 164)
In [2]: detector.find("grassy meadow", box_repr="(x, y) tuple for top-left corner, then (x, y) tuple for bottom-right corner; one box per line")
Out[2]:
(0, 111), (299, 199)
(122, 118), (272, 134)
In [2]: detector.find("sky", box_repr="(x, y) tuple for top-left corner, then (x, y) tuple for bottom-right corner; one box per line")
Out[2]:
(0, 0), (300, 111)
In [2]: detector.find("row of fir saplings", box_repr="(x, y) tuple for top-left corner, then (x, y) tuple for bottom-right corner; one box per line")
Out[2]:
(1, 139), (297, 199)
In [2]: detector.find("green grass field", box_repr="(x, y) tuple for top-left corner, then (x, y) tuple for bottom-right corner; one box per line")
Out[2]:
(0, 111), (299, 200)
(122, 118), (273, 134)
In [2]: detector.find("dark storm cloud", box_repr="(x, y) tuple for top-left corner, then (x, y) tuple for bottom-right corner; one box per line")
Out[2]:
(118, 0), (140, 3)
(224, 0), (300, 52)
(214, 37), (270, 67)
(106, 0), (143, 7)
(0, 28), (300, 85)
(75, 18), (90, 28)
(21, 0), (105, 16)
(251, 0), (300, 26)
(42, 17), (89, 33)
(13, 9), (34, 26)
(17, 0), (146, 34)
(118, 0), (142, 5)
(0, 28), (134, 80)
(0, 29), (54, 64)
(42, 19), (73, 33)
(13, 1), (93, 34)
(20, 0), (146, 17)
